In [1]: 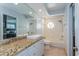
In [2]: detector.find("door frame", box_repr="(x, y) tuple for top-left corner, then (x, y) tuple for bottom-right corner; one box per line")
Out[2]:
(75, 3), (79, 56)
(66, 3), (74, 56)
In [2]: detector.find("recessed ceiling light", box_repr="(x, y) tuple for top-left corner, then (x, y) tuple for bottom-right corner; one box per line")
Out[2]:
(29, 12), (32, 15)
(47, 3), (56, 8)
(39, 9), (42, 12)
(14, 3), (18, 5)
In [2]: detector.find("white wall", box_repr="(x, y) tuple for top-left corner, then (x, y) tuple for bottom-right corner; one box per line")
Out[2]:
(0, 9), (3, 40)
(42, 15), (66, 47)
(0, 6), (30, 40)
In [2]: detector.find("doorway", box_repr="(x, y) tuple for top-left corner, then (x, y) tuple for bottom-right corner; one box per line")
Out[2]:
(43, 15), (66, 56)
(75, 3), (79, 56)
(66, 3), (75, 56)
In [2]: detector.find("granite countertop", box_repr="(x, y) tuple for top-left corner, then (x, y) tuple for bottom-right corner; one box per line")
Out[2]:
(0, 37), (41, 56)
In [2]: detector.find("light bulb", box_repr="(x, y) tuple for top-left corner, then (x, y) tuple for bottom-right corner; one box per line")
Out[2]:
(14, 3), (18, 5)
(47, 22), (54, 29)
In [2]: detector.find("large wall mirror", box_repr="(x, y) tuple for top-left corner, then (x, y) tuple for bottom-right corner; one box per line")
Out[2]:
(3, 15), (16, 39)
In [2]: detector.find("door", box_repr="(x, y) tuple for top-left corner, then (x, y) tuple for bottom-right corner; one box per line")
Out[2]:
(75, 3), (79, 56)
(66, 3), (75, 56)
(70, 3), (75, 56)
(71, 4), (75, 56)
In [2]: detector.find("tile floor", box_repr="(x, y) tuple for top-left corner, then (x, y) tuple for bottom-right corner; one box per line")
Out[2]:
(44, 44), (67, 56)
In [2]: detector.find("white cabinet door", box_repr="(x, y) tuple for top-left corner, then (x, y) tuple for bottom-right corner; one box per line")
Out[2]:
(32, 40), (44, 56)
(16, 46), (33, 56)
(16, 40), (44, 56)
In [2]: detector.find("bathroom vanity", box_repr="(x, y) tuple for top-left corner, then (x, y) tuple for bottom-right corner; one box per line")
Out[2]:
(0, 36), (44, 56)
(16, 39), (44, 56)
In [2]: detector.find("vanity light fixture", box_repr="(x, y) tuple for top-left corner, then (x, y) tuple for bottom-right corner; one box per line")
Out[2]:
(47, 22), (54, 29)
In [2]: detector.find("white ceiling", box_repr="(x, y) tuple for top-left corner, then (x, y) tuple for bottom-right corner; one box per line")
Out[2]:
(45, 3), (68, 15)
(27, 3), (48, 18)
(0, 3), (68, 18)
(28, 3), (68, 17)
(0, 3), (36, 18)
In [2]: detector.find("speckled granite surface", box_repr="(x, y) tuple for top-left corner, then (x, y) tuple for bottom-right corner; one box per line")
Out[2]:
(0, 38), (40, 56)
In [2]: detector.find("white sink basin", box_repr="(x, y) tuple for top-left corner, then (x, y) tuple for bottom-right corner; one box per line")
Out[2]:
(27, 35), (42, 40)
